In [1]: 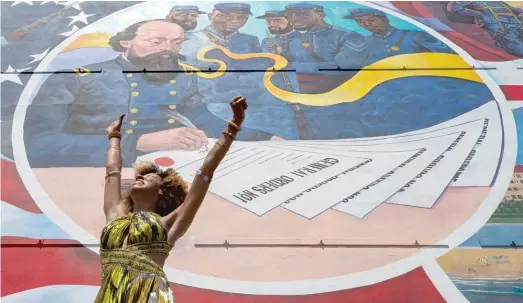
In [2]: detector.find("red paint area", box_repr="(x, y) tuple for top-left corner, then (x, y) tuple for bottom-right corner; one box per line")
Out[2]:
(438, 31), (517, 62)
(390, 2), (425, 17)
(154, 157), (175, 167)
(170, 267), (446, 303)
(1, 237), (101, 296)
(1, 237), (445, 302)
(500, 86), (523, 101)
(514, 165), (523, 173)
(0, 159), (42, 213)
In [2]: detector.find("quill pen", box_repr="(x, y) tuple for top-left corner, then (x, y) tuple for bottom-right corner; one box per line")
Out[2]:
(158, 105), (208, 152)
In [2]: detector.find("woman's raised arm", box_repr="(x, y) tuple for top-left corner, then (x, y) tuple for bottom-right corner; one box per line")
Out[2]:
(103, 114), (128, 223)
(165, 97), (247, 241)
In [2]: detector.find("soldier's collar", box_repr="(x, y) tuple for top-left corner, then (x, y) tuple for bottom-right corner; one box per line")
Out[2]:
(204, 25), (239, 39)
(307, 24), (332, 34)
(374, 26), (396, 38)
(115, 54), (187, 70)
(279, 30), (298, 37)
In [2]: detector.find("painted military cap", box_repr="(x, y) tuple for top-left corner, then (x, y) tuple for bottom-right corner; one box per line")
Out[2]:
(284, 3), (324, 12)
(344, 8), (387, 19)
(256, 10), (286, 19)
(214, 3), (253, 15)
(170, 5), (206, 14)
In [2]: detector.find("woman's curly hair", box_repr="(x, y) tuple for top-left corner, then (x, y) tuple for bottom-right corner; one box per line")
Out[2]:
(122, 161), (187, 217)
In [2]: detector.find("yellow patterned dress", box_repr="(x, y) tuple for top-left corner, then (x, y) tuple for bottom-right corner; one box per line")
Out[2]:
(94, 211), (175, 303)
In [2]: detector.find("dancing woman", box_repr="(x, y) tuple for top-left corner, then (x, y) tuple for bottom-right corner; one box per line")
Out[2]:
(94, 96), (248, 303)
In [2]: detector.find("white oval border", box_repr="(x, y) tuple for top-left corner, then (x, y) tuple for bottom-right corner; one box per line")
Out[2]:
(11, 0), (516, 296)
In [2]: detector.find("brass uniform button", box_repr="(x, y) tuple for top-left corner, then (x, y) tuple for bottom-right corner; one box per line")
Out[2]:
(169, 90), (177, 95)
(132, 92), (139, 97)
(169, 79), (176, 84)
(168, 118), (175, 124)
(127, 73), (133, 78)
(129, 120), (137, 126)
(130, 82), (138, 87)
(169, 105), (176, 109)
(130, 108), (138, 113)
(126, 129), (134, 134)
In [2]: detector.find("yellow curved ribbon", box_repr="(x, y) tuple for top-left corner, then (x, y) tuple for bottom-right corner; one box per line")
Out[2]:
(185, 45), (484, 106)
(62, 33), (485, 107)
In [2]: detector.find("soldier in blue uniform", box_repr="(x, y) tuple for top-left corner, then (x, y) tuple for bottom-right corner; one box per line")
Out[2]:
(282, 6), (493, 140)
(257, 10), (314, 139)
(181, 3), (299, 140)
(447, 1), (523, 57)
(166, 5), (206, 37)
(343, 8), (453, 65)
(24, 19), (270, 168)
(283, 3), (368, 94)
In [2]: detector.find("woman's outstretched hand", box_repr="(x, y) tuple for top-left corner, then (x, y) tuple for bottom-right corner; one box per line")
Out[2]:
(230, 96), (247, 127)
(106, 114), (126, 135)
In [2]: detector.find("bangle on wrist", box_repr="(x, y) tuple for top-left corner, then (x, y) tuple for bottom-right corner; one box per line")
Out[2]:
(222, 131), (236, 140)
(227, 120), (241, 131)
(108, 131), (122, 140)
(196, 169), (212, 182)
(105, 171), (121, 179)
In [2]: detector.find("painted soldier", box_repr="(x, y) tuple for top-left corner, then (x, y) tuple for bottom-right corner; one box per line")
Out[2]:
(280, 7), (493, 140)
(258, 11), (303, 62)
(256, 10), (315, 139)
(181, 3), (299, 140)
(283, 3), (368, 94)
(343, 8), (453, 65)
(166, 5), (206, 38)
(182, 2), (261, 57)
(24, 19), (269, 168)
(447, 1), (523, 57)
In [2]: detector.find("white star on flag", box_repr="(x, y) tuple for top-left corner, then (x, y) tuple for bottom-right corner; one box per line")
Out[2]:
(28, 48), (50, 65)
(68, 11), (94, 26)
(59, 1), (82, 11)
(40, 0), (64, 5)
(1, 66), (23, 85)
(11, 0), (34, 7)
(59, 25), (79, 37)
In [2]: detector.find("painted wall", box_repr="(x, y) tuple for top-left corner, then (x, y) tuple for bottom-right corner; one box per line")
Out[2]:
(1, 1), (522, 302)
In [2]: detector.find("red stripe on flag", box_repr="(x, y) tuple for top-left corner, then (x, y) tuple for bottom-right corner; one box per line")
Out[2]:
(1, 238), (447, 302)
(1, 237), (101, 296)
(500, 85), (523, 101)
(514, 166), (523, 173)
(0, 159), (42, 213)
(170, 267), (446, 303)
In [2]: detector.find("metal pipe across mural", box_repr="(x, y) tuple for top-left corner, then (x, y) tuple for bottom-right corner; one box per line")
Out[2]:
(1, 1), (523, 302)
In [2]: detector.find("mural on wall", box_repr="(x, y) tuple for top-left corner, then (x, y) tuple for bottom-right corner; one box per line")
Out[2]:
(1, 1), (522, 302)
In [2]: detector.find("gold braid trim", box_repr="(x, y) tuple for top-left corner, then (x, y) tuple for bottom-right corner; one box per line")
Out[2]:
(126, 241), (173, 257)
(100, 249), (167, 280)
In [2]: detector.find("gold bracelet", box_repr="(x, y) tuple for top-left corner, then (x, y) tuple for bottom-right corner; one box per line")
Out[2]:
(108, 146), (120, 151)
(227, 120), (241, 131)
(108, 131), (122, 140)
(222, 131), (236, 140)
(215, 141), (231, 148)
(105, 171), (121, 178)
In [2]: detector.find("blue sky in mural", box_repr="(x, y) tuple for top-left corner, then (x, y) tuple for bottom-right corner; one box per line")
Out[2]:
(189, 1), (423, 39)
